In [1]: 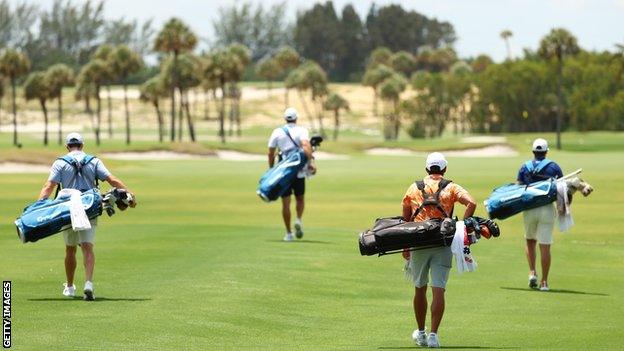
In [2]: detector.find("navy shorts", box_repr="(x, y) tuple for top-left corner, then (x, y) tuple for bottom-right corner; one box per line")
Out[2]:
(282, 177), (305, 197)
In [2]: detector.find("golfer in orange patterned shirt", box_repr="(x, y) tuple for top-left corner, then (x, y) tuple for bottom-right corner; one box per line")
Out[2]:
(401, 152), (476, 348)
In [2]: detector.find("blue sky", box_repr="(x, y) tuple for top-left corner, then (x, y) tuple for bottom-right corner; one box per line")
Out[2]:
(25, 0), (624, 61)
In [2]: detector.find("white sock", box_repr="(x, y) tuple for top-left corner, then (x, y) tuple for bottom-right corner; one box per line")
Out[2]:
(295, 218), (302, 225)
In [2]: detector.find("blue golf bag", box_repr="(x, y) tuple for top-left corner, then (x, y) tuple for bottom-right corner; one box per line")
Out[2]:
(15, 189), (103, 243)
(257, 150), (308, 202)
(485, 179), (557, 220)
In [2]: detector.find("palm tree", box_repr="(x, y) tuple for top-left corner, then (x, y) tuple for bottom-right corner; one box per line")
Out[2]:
(323, 92), (349, 140)
(362, 64), (394, 117)
(154, 18), (198, 141)
(0, 78), (4, 131)
(0, 49), (30, 146)
(256, 56), (281, 94)
(92, 44), (115, 137)
(274, 46), (300, 108)
(23, 72), (51, 145)
(225, 44), (250, 137)
(79, 59), (108, 146)
(139, 76), (168, 142)
(203, 51), (229, 143)
(285, 67), (314, 130)
(538, 28), (580, 149)
(110, 45), (143, 144)
(379, 73), (407, 140)
(45, 64), (74, 145)
(500, 30), (513, 60)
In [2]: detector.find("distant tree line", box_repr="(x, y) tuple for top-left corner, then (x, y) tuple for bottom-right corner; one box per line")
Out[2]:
(361, 28), (624, 147)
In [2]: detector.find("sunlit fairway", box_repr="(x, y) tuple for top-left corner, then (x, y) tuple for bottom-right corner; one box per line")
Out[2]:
(1, 134), (623, 350)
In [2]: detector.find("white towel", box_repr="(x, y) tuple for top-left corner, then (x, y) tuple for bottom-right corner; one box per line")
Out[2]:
(451, 221), (477, 274)
(556, 181), (574, 232)
(57, 189), (92, 231)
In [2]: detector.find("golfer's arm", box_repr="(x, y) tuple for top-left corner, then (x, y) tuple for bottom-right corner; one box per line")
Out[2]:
(38, 181), (57, 200)
(268, 148), (276, 168)
(402, 204), (413, 222)
(301, 140), (313, 159)
(105, 174), (132, 193)
(459, 193), (477, 219)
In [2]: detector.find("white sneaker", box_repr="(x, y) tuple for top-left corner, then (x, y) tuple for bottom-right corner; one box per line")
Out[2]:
(427, 333), (440, 348)
(294, 220), (304, 239)
(540, 281), (550, 291)
(412, 329), (427, 346)
(529, 274), (538, 289)
(83, 281), (95, 301)
(283, 233), (294, 242)
(62, 283), (75, 297)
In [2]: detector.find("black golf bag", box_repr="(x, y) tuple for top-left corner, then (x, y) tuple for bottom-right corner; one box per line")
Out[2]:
(358, 217), (456, 256)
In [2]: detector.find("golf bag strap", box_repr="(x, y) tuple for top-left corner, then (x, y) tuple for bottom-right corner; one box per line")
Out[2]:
(282, 126), (300, 150)
(56, 154), (99, 194)
(411, 179), (453, 221)
(525, 159), (552, 174)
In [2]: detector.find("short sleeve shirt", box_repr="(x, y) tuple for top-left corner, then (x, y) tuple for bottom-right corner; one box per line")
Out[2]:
(402, 175), (470, 221)
(48, 151), (111, 191)
(267, 123), (310, 157)
(516, 158), (563, 185)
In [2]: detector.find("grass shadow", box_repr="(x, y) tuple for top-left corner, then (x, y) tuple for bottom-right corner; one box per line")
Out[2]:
(265, 239), (332, 244)
(379, 347), (517, 350)
(500, 287), (608, 296)
(28, 297), (152, 302)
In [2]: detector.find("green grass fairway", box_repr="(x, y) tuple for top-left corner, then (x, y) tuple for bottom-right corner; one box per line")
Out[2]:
(1, 145), (623, 350)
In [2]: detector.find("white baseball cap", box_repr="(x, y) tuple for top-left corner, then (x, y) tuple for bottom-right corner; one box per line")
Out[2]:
(283, 107), (298, 122)
(532, 138), (549, 152)
(66, 132), (84, 145)
(425, 152), (447, 171)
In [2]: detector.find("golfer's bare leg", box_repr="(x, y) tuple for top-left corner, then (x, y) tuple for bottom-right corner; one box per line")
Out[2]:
(281, 196), (292, 233)
(539, 244), (551, 283)
(526, 239), (537, 276)
(80, 243), (95, 282)
(414, 286), (427, 331)
(65, 245), (77, 286)
(430, 287), (445, 333)
(295, 195), (304, 219)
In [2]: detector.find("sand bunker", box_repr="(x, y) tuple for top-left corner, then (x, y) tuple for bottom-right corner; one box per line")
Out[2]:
(0, 162), (50, 173)
(366, 145), (518, 157)
(101, 150), (349, 161)
(461, 136), (507, 143)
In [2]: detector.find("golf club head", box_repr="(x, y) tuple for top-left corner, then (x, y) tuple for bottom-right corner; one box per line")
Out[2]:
(310, 135), (323, 148)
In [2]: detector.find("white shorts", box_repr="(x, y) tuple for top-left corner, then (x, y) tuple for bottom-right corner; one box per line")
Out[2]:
(523, 204), (555, 245)
(63, 219), (97, 246)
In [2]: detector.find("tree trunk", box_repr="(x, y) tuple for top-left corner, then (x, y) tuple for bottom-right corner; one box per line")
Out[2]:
(556, 59), (563, 150)
(106, 84), (113, 138)
(333, 109), (340, 140)
(235, 95), (242, 137)
(218, 81), (226, 143)
(393, 99), (400, 140)
(170, 52), (178, 141)
(284, 87), (289, 109)
(11, 77), (18, 146)
(57, 95), (63, 145)
(178, 89), (184, 142)
(297, 90), (316, 131)
(124, 83), (131, 144)
(193, 89), (199, 116)
(203, 90), (210, 120)
(228, 85), (235, 137)
(95, 88), (102, 146)
(154, 101), (164, 143)
(41, 100), (48, 146)
(184, 92), (196, 142)
(372, 89), (378, 117)
(313, 96), (325, 137)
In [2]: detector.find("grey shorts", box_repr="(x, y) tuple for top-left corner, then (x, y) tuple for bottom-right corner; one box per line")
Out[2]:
(406, 246), (452, 289)
(63, 219), (97, 246)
